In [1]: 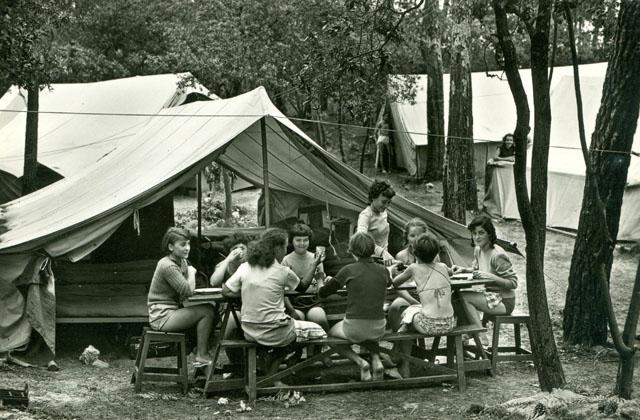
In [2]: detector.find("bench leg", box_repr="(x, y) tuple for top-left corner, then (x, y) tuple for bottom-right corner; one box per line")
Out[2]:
(514, 323), (522, 353)
(179, 339), (188, 395)
(454, 335), (466, 392)
(134, 336), (151, 393)
(247, 347), (257, 404)
(430, 337), (441, 363)
(491, 319), (501, 374)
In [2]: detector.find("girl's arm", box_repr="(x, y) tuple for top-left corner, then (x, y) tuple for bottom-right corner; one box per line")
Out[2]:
(318, 268), (347, 298)
(163, 263), (193, 298)
(392, 266), (413, 289)
(210, 248), (243, 287)
(397, 290), (420, 305)
(187, 266), (197, 292)
(284, 297), (301, 319)
(296, 252), (323, 292)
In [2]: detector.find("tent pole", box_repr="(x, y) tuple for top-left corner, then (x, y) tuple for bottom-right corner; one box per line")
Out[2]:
(197, 171), (202, 242)
(261, 118), (271, 227)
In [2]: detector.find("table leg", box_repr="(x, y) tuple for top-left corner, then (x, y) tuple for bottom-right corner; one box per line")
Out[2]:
(203, 303), (232, 394)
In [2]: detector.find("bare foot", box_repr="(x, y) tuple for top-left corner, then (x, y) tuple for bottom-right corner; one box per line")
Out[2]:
(399, 362), (411, 379)
(194, 355), (212, 365)
(360, 362), (372, 382)
(372, 358), (384, 381)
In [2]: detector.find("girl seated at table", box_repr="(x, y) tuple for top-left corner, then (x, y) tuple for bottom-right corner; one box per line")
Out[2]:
(453, 215), (517, 344)
(148, 227), (216, 367)
(210, 232), (250, 287)
(390, 232), (455, 378)
(222, 228), (323, 383)
(282, 222), (329, 330)
(318, 232), (390, 381)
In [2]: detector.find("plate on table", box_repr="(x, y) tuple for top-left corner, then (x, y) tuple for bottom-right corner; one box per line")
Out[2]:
(193, 287), (222, 294)
(451, 273), (473, 281)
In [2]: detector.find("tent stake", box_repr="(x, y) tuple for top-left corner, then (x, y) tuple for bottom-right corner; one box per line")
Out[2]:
(261, 118), (271, 227)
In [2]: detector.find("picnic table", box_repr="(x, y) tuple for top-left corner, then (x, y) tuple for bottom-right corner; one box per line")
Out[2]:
(186, 276), (493, 399)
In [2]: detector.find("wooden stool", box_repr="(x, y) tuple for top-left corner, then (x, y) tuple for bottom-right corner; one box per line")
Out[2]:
(132, 328), (188, 394)
(485, 313), (533, 373)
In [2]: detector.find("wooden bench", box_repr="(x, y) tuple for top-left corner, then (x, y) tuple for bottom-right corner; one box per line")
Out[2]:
(204, 324), (486, 403)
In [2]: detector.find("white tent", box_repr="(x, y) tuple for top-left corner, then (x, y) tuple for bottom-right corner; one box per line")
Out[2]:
(0, 87), (473, 354)
(0, 73), (215, 202)
(390, 63), (607, 178)
(484, 71), (640, 241)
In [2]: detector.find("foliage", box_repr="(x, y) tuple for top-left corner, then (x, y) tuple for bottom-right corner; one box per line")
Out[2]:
(175, 199), (255, 231)
(0, 0), (70, 89)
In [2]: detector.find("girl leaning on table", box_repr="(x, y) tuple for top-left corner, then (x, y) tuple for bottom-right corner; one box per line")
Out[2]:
(318, 231), (390, 382)
(147, 227), (216, 367)
(453, 215), (518, 344)
(221, 228), (324, 384)
(390, 232), (455, 378)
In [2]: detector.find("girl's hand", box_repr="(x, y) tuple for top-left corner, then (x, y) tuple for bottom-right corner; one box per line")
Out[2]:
(228, 247), (244, 262)
(472, 270), (494, 280)
(452, 265), (465, 274)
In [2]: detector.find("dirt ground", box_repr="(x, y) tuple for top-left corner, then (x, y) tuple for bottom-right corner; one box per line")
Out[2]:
(2, 169), (639, 420)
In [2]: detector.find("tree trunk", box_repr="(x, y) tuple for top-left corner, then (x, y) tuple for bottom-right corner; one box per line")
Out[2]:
(359, 117), (372, 173)
(615, 254), (640, 398)
(442, 34), (472, 225)
(337, 100), (346, 163)
(492, 0), (566, 391)
(22, 86), (39, 195)
(223, 167), (233, 222)
(421, 0), (445, 181)
(564, 0), (640, 348)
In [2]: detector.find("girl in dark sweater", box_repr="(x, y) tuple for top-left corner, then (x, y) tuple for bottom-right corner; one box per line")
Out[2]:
(319, 232), (390, 381)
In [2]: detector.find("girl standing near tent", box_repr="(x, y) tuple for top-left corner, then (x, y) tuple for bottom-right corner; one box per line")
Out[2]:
(357, 179), (396, 264)
(148, 227), (216, 366)
(454, 215), (518, 344)
(374, 121), (392, 173)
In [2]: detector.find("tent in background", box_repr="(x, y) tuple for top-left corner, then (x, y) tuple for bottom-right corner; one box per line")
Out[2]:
(0, 86), (473, 355)
(389, 63), (607, 179)
(0, 73), (216, 203)
(484, 72), (640, 241)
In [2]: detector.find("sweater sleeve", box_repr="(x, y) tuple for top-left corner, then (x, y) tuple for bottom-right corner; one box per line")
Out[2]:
(491, 250), (518, 289)
(319, 266), (348, 298)
(164, 263), (192, 299)
(356, 208), (371, 233)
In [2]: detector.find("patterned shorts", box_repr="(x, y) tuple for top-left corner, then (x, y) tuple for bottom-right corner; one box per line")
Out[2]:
(401, 305), (455, 335)
(484, 292), (503, 310)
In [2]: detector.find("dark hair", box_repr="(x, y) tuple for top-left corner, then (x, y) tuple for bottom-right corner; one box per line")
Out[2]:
(502, 133), (514, 143)
(247, 228), (288, 268)
(413, 233), (440, 263)
(403, 218), (429, 243)
(368, 179), (395, 203)
(290, 222), (313, 241)
(348, 232), (375, 258)
(467, 215), (497, 247)
(161, 227), (191, 254)
(223, 232), (250, 253)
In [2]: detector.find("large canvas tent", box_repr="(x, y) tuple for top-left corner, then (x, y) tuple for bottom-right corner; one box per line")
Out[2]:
(483, 71), (640, 241)
(0, 87), (472, 355)
(390, 63), (607, 179)
(0, 73), (215, 203)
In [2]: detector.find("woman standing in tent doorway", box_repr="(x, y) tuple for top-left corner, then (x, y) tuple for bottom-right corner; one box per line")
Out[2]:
(493, 133), (516, 163)
(357, 179), (396, 264)
(374, 120), (392, 173)
(148, 227), (216, 367)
